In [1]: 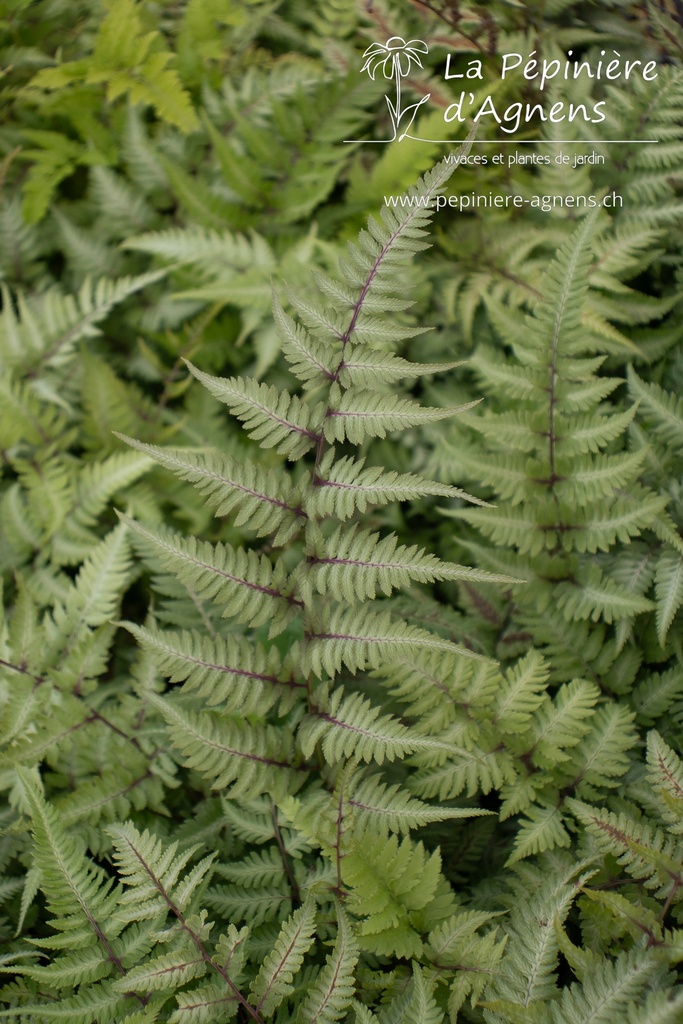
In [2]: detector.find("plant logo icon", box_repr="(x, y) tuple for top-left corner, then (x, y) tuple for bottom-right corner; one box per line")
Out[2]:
(359, 37), (431, 141)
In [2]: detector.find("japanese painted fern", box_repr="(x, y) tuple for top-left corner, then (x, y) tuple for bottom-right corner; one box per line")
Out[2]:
(1, 157), (510, 1024)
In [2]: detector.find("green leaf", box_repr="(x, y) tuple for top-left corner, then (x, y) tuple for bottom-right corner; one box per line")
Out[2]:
(647, 731), (683, 827)
(121, 621), (295, 715)
(185, 362), (322, 460)
(323, 390), (477, 445)
(295, 904), (358, 1024)
(302, 523), (513, 603)
(249, 898), (317, 1015)
(299, 684), (424, 766)
(30, 0), (198, 131)
(308, 451), (485, 519)
(116, 435), (307, 545)
(654, 549), (683, 645)
(628, 367), (683, 452)
(15, 769), (116, 950)
(147, 693), (302, 800)
(304, 605), (487, 677)
(119, 514), (299, 636)
(114, 949), (205, 993)
(507, 802), (571, 865)
(493, 650), (549, 734)
(547, 950), (666, 1024)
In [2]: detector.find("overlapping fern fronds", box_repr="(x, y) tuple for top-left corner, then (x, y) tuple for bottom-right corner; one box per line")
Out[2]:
(0, 156), (514, 1022)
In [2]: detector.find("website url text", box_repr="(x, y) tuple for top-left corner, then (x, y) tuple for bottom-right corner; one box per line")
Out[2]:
(384, 192), (623, 212)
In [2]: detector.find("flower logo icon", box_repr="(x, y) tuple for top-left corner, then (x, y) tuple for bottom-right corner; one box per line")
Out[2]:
(360, 37), (431, 141)
(361, 36), (429, 79)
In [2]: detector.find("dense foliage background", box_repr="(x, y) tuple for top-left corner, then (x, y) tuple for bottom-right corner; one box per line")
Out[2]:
(1, 1), (683, 1021)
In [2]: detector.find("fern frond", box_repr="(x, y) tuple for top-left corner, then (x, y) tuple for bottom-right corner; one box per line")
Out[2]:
(555, 449), (648, 503)
(279, 285), (347, 342)
(578, 885), (664, 950)
(0, 981), (136, 1023)
(373, 646), (495, 721)
(646, 731), (683, 828)
(555, 566), (656, 624)
(185, 362), (321, 459)
(295, 904), (358, 1024)
(507, 802), (571, 864)
(273, 292), (337, 389)
(213, 850), (282, 894)
(336, 158), (457, 305)
(311, 269), (412, 315)
(53, 207), (119, 279)
(0, 273), (165, 375)
(89, 165), (155, 235)
(0, 197), (46, 281)
(347, 770), (492, 836)
(124, 225), (274, 272)
(427, 909), (505, 1015)
(401, 964), (443, 1024)
(16, 770), (117, 947)
(308, 451), (486, 519)
(566, 703), (637, 799)
(651, 511), (683, 557)
(13, 452), (74, 544)
(168, 981), (238, 1024)
(147, 693), (302, 799)
(115, 949), (206, 994)
(43, 522), (132, 659)
(628, 366), (683, 451)
(470, 347), (553, 399)
(654, 549), (683, 645)
(0, 375), (72, 449)
(568, 800), (683, 898)
(81, 351), (161, 454)
(546, 949), (665, 1024)
(106, 822), (215, 921)
(304, 605), (486, 677)
(122, 622), (298, 715)
(492, 650), (549, 734)
(55, 766), (167, 831)
(119, 514), (299, 636)
(116, 435), (307, 545)
(30, 0), (198, 131)
(18, 945), (117, 988)
(341, 314), (431, 348)
(249, 898), (316, 1015)
(339, 347), (462, 389)
(576, 490), (668, 552)
(409, 740), (517, 802)
(529, 679), (600, 769)
(48, 451), (153, 564)
(70, 451), (152, 531)
(156, 155), (234, 231)
(303, 523), (513, 603)
(626, 989), (683, 1024)
(206, 880), (290, 928)
(343, 832), (439, 957)
(299, 684), (422, 766)
(221, 797), (310, 853)
(322, 390), (476, 445)
(487, 856), (596, 1013)
(631, 666), (683, 727)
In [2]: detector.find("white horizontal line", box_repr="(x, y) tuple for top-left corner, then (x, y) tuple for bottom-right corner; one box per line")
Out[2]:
(462, 140), (659, 144)
(345, 138), (659, 144)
